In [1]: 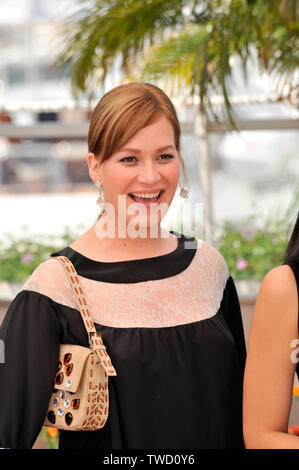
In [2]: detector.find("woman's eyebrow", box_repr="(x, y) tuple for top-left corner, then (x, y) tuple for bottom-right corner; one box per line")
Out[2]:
(118, 145), (176, 154)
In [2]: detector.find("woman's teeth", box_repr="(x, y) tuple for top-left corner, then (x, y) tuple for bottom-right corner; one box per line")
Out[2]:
(129, 190), (163, 202)
(131, 192), (160, 198)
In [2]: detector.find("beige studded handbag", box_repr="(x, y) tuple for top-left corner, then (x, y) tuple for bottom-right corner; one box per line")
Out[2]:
(43, 255), (117, 431)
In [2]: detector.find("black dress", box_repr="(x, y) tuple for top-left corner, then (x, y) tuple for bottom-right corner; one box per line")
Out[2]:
(0, 231), (246, 449)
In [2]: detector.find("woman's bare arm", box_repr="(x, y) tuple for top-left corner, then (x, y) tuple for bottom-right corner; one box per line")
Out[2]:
(243, 264), (299, 448)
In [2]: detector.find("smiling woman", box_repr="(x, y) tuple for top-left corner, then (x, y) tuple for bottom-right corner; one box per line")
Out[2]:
(87, 82), (188, 238)
(91, 117), (183, 245)
(90, 116), (181, 229)
(0, 82), (246, 450)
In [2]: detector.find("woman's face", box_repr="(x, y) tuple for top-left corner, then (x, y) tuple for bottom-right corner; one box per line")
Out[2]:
(88, 115), (181, 234)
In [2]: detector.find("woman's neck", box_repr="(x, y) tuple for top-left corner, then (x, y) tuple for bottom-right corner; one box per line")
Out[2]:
(69, 224), (178, 263)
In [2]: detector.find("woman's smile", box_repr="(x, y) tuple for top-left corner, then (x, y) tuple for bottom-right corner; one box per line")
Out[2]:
(128, 189), (165, 207)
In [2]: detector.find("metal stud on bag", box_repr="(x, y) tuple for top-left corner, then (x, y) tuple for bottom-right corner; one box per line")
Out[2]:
(43, 255), (117, 431)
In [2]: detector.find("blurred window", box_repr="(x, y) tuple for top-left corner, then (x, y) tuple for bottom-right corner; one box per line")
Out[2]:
(7, 66), (25, 85)
(38, 63), (71, 82)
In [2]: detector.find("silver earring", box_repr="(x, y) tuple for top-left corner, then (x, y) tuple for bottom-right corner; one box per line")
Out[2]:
(179, 182), (189, 199)
(95, 180), (105, 206)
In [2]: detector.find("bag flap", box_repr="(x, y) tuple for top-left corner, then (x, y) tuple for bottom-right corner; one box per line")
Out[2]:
(53, 344), (91, 393)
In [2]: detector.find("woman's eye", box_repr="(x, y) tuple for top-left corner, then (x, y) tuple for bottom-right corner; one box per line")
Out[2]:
(120, 156), (137, 163)
(158, 154), (174, 160)
(120, 154), (174, 163)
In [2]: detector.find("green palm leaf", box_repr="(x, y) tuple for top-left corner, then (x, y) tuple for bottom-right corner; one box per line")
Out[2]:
(54, 0), (299, 121)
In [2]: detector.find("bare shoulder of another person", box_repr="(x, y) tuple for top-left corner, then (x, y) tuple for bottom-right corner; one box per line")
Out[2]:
(253, 264), (298, 328)
(260, 265), (297, 303)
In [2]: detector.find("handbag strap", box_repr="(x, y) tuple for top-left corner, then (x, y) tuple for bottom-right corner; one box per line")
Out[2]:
(52, 255), (117, 377)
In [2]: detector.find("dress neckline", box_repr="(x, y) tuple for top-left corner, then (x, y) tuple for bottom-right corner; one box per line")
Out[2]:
(68, 229), (182, 265)
(50, 230), (198, 284)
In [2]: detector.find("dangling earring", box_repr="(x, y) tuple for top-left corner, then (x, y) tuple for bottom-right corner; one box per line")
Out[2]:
(95, 180), (105, 205)
(95, 180), (107, 217)
(179, 182), (189, 199)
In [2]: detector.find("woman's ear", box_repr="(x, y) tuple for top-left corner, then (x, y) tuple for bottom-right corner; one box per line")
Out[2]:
(87, 152), (102, 184)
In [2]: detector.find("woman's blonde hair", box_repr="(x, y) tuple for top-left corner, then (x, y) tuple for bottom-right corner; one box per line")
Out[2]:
(87, 82), (188, 218)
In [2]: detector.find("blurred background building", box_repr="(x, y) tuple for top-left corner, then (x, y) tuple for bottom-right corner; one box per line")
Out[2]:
(0, 0), (77, 110)
(0, 0), (298, 245)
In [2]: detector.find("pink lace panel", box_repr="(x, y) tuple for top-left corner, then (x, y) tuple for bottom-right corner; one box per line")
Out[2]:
(22, 240), (230, 328)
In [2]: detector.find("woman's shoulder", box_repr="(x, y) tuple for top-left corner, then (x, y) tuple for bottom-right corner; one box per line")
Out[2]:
(255, 265), (298, 319)
(22, 257), (71, 299)
(192, 236), (229, 274)
(260, 265), (297, 297)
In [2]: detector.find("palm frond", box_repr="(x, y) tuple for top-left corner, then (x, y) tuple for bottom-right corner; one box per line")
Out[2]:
(54, 0), (187, 95)
(129, 22), (239, 126)
(53, 0), (299, 123)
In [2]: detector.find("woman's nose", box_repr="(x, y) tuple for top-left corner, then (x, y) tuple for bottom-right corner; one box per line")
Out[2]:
(137, 161), (161, 185)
